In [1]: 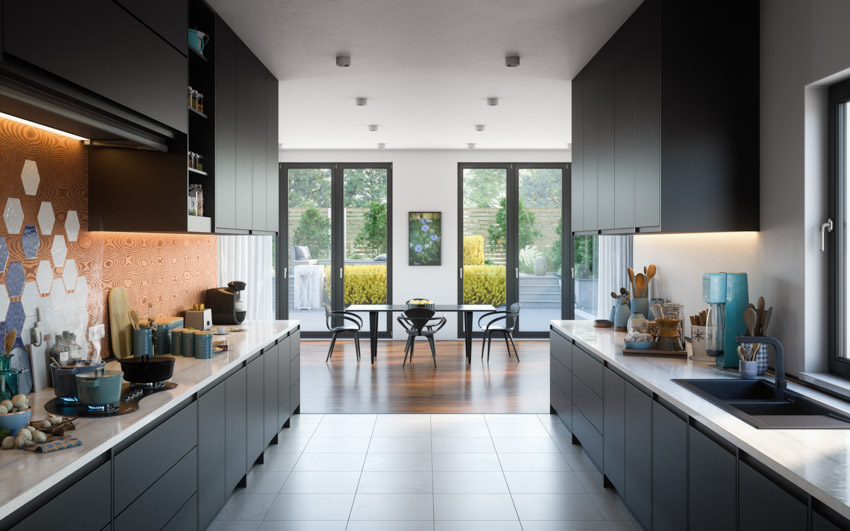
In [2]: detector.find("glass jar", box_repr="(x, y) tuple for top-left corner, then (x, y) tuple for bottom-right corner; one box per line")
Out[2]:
(187, 86), (193, 108)
(196, 92), (204, 113)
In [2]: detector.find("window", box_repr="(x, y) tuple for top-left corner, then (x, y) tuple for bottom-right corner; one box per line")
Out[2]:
(829, 79), (850, 377)
(573, 234), (633, 321)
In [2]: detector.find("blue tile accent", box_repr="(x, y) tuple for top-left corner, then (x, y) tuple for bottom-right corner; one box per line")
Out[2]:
(5, 262), (24, 298)
(0, 237), (7, 274)
(5, 302), (24, 337)
(21, 224), (39, 260)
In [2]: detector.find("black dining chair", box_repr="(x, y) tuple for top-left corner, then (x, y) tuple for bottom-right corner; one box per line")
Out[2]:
(397, 308), (446, 368)
(479, 302), (521, 362)
(323, 303), (363, 362)
(398, 298), (442, 331)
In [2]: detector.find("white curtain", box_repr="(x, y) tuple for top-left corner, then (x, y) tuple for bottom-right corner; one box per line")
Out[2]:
(217, 235), (275, 321)
(596, 235), (633, 319)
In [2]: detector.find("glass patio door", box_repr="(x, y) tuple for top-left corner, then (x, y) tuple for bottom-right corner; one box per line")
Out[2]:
(280, 163), (392, 337)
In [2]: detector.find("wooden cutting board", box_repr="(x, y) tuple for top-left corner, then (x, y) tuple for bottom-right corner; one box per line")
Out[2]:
(108, 287), (132, 358)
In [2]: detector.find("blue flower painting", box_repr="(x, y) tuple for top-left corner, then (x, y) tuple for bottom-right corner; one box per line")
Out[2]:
(409, 212), (441, 265)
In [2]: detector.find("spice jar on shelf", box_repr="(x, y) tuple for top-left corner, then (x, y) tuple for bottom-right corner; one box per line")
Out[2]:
(196, 93), (204, 114)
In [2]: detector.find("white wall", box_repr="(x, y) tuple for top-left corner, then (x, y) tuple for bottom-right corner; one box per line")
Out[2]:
(634, 0), (850, 375)
(280, 149), (570, 338)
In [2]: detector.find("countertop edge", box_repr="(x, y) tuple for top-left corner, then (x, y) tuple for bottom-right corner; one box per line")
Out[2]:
(0, 321), (300, 523)
(550, 321), (850, 521)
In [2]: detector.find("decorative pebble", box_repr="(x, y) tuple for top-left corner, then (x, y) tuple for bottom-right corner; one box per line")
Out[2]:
(0, 406), (8, 415)
(11, 395), (27, 408)
(48, 415), (62, 425)
(33, 431), (46, 443)
(1, 437), (13, 449)
(0, 400), (12, 411)
(39, 420), (51, 430)
(23, 426), (36, 434)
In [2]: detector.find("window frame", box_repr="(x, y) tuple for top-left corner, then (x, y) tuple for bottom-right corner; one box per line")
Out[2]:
(828, 78), (850, 378)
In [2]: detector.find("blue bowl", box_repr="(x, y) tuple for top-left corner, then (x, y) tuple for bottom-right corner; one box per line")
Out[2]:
(0, 408), (31, 434)
(624, 340), (654, 351)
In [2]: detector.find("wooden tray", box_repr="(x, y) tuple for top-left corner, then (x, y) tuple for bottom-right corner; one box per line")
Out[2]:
(623, 348), (688, 357)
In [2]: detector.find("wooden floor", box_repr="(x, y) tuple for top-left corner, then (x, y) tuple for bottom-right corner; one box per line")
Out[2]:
(300, 339), (549, 414)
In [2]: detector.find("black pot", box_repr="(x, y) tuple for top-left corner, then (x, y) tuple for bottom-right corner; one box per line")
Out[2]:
(118, 355), (175, 384)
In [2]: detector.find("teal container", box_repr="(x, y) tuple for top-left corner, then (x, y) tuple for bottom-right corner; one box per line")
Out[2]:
(630, 297), (649, 319)
(182, 330), (195, 357)
(194, 331), (213, 359)
(171, 329), (184, 357)
(133, 328), (153, 357)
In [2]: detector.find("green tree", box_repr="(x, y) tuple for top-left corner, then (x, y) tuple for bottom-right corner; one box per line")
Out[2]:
(344, 168), (388, 208)
(293, 206), (331, 259)
(546, 218), (563, 274)
(487, 197), (541, 250)
(354, 202), (387, 258)
(574, 235), (597, 278)
(288, 168), (332, 208)
(463, 168), (505, 208)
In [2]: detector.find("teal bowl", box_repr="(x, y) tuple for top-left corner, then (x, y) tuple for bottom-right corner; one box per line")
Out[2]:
(624, 340), (654, 350)
(0, 409), (32, 434)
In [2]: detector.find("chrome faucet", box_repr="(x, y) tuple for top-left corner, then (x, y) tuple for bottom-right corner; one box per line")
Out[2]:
(736, 335), (786, 401)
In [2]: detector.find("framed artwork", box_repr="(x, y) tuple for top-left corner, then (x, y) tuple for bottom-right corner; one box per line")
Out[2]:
(409, 212), (441, 265)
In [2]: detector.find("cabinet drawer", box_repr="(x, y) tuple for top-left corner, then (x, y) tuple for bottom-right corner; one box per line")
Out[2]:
(550, 355), (571, 398)
(163, 493), (198, 531)
(115, 447), (198, 531)
(738, 461), (807, 530)
(291, 330), (301, 360)
(114, 401), (197, 513)
(550, 331), (572, 371)
(689, 427), (735, 531)
(264, 343), (280, 445)
(572, 375), (603, 433)
(291, 379), (301, 414)
(291, 355), (301, 386)
(247, 355), (265, 465)
(11, 461), (111, 531)
(572, 407), (603, 471)
(550, 380), (571, 431)
(572, 345), (603, 396)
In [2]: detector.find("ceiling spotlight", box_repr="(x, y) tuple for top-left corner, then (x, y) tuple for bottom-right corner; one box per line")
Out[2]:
(377, 143), (386, 149)
(486, 97), (499, 107)
(336, 55), (351, 67)
(505, 55), (520, 68)
(467, 143), (476, 149)
(369, 124), (378, 132)
(475, 124), (485, 132)
(356, 97), (367, 106)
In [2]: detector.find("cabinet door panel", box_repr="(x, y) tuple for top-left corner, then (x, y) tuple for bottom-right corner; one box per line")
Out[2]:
(267, 70), (280, 232)
(214, 17), (237, 230)
(252, 56), (268, 231)
(264, 343), (280, 445)
(247, 355), (265, 465)
(572, 375), (603, 433)
(572, 407), (602, 471)
(162, 493), (198, 531)
(550, 331), (572, 371)
(583, 59), (598, 232)
(738, 461), (807, 530)
(633, 0), (660, 229)
(813, 510), (844, 531)
(116, 0), (187, 53)
(652, 400), (687, 531)
(614, 17), (636, 230)
(603, 368), (625, 493)
(689, 427), (735, 531)
(550, 355), (571, 397)
(624, 382), (651, 529)
(226, 367), (248, 492)
(571, 70), (584, 232)
(278, 337), (291, 428)
(572, 346), (603, 396)
(550, 380), (571, 430)
(291, 379), (301, 415)
(199, 382), (226, 529)
(235, 39), (254, 230)
(596, 41), (616, 231)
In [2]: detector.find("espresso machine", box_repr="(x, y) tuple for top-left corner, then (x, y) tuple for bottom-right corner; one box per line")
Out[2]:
(702, 272), (748, 368)
(206, 281), (247, 324)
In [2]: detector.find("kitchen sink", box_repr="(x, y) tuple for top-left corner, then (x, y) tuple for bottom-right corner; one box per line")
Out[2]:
(674, 378), (850, 429)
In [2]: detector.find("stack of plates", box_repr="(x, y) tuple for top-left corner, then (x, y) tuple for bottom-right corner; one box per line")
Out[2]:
(182, 330), (195, 357)
(171, 329), (185, 357)
(194, 331), (214, 359)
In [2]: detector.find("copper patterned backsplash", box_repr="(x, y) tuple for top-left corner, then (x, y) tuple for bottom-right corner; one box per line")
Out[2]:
(0, 118), (216, 357)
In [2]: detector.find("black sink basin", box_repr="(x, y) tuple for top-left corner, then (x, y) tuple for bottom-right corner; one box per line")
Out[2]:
(674, 378), (850, 429)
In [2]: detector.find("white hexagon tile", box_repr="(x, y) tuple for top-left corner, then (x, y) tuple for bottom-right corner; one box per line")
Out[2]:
(62, 295), (77, 326)
(62, 259), (78, 291)
(74, 276), (88, 312)
(35, 261), (53, 295)
(20, 160), (40, 196)
(20, 281), (40, 317)
(3, 198), (23, 234)
(0, 285), (8, 321)
(37, 202), (55, 235)
(19, 315), (36, 347)
(49, 278), (65, 311)
(50, 235), (67, 268)
(65, 210), (80, 242)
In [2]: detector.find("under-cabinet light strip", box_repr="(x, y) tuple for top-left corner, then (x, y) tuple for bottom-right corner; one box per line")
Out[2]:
(0, 111), (88, 141)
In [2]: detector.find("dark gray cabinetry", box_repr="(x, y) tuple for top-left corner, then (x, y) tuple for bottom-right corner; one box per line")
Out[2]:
(632, 0), (660, 229)
(116, 0), (188, 53)
(235, 39), (255, 231)
(689, 426), (735, 531)
(549, 330), (573, 435)
(571, 71), (585, 232)
(291, 330), (301, 414)
(739, 461), (807, 530)
(226, 367), (248, 492)
(651, 400), (687, 531)
(570, 345), (604, 469)
(264, 342), (280, 445)
(252, 57), (269, 231)
(624, 381), (651, 529)
(214, 17), (238, 231)
(278, 336), (292, 427)
(603, 368), (625, 493)
(247, 353), (265, 465)
(267, 72), (280, 232)
(613, 16), (635, 230)
(813, 508), (845, 531)
(199, 382), (226, 530)
(593, 41), (615, 231)
(163, 494), (198, 531)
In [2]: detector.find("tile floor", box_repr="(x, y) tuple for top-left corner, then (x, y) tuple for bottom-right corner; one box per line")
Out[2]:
(210, 414), (642, 531)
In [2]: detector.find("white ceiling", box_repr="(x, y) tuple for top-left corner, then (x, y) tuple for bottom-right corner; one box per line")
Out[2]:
(207, 0), (641, 150)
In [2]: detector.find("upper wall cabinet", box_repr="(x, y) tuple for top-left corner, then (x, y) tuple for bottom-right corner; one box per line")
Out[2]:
(571, 0), (759, 234)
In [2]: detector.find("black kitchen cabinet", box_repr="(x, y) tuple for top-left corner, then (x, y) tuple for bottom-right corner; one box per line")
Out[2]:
(116, 0), (188, 54)
(215, 17), (238, 232)
(199, 382), (226, 529)
(267, 70), (280, 233)
(689, 426), (735, 531)
(739, 461), (807, 530)
(572, 405), (603, 470)
(603, 367), (625, 493)
(252, 57), (269, 231)
(813, 505), (848, 531)
(235, 38), (255, 231)
(291, 330), (302, 414)
(162, 494), (198, 531)
(264, 342), (280, 445)
(4, 1), (187, 133)
(570, 0), (758, 234)
(549, 330), (573, 431)
(624, 380), (652, 529)
(278, 336), (292, 428)
(571, 70), (584, 232)
(226, 366), (248, 492)
(652, 400), (687, 531)
(247, 354), (265, 465)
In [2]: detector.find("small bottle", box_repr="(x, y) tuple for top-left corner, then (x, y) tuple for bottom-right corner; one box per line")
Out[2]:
(197, 93), (204, 113)
(187, 86), (194, 108)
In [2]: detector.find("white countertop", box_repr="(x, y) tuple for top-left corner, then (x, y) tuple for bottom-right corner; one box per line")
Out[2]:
(551, 320), (850, 521)
(0, 320), (300, 522)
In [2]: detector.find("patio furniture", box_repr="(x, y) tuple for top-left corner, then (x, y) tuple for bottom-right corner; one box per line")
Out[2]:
(398, 308), (446, 368)
(290, 245), (318, 265)
(323, 303), (362, 362)
(478, 302), (521, 362)
(294, 264), (325, 309)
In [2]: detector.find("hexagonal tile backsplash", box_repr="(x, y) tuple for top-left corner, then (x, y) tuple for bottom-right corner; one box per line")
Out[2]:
(20, 160), (40, 196)
(21, 224), (39, 259)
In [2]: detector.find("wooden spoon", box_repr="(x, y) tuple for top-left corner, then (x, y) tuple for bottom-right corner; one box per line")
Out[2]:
(634, 273), (646, 298)
(4, 330), (16, 357)
(762, 306), (773, 336)
(129, 310), (140, 331)
(743, 307), (759, 337)
(646, 264), (657, 294)
(627, 268), (635, 295)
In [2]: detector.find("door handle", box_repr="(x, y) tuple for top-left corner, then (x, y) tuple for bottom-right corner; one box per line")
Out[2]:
(459, 267), (463, 279)
(516, 267), (519, 279)
(284, 267), (288, 279)
(339, 267), (343, 279)
(821, 218), (834, 252)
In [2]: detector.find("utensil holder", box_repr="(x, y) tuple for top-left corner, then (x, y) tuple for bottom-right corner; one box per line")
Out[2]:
(739, 360), (758, 379)
(689, 325), (712, 361)
(630, 297), (649, 319)
(132, 328), (152, 357)
(745, 343), (770, 375)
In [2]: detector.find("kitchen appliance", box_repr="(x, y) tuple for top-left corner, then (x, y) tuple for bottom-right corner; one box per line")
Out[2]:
(185, 309), (212, 331)
(702, 272), (749, 368)
(118, 355), (175, 384)
(206, 281), (247, 324)
(650, 302), (685, 351)
(51, 362), (105, 404)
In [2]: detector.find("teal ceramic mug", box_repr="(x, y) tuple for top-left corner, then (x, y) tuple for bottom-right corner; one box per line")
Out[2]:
(188, 29), (209, 55)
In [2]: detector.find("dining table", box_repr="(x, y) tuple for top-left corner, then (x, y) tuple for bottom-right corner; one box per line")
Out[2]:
(346, 304), (497, 364)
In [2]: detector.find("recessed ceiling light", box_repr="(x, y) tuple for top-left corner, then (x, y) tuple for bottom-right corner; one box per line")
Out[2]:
(475, 124), (485, 132)
(356, 97), (367, 106)
(505, 55), (520, 68)
(336, 55), (351, 67)
(487, 97), (499, 107)
(0, 111), (88, 141)
(377, 143), (385, 149)
(467, 143), (476, 149)
(369, 124), (378, 132)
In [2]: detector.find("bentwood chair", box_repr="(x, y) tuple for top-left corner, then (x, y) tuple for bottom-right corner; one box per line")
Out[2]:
(323, 303), (363, 362)
(397, 308), (446, 368)
(398, 298), (442, 331)
(479, 302), (521, 362)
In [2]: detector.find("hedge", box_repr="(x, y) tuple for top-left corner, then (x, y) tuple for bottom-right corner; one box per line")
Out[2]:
(463, 265), (506, 306)
(324, 264), (387, 305)
(463, 235), (485, 265)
